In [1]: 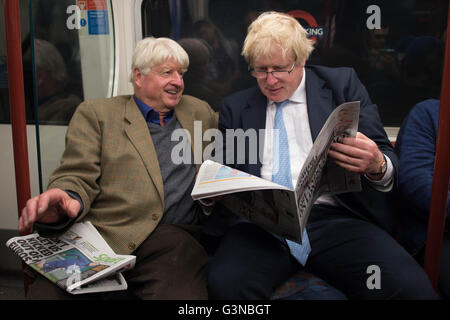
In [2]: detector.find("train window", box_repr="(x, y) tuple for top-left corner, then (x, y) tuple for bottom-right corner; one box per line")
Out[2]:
(32, 0), (115, 125)
(0, 0), (115, 125)
(141, 0), (447, 126)
(31, 0), (115, 190)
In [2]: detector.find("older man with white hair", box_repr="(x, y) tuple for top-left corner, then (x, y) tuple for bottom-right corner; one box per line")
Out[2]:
(20, 37), (217, 300)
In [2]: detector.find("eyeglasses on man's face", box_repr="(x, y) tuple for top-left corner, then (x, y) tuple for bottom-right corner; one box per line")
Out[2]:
(249, 62), (296, 79)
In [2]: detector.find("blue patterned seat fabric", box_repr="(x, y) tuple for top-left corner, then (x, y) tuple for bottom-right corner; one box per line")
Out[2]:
(270, 270), (347, 300)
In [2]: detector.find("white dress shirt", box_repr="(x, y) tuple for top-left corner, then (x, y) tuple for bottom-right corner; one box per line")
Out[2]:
(260, 68), (394, 206)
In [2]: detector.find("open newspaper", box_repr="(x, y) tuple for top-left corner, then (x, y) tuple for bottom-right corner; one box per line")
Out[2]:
(192, 101), (362, 244)
(6, 221), (136, 295)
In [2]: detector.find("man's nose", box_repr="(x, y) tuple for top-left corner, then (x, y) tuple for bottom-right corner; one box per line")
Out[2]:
(265, 71), (278, 84)
(171, 72), (184, 85)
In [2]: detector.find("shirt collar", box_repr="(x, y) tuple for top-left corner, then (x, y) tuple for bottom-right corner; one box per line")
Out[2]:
(133, 95), (174, 126)
(289, 67), (307, 104)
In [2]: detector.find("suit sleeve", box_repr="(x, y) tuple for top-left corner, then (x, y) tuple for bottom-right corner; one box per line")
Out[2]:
(47, 100), (102, 221)
(396, 102), (450, 219)
(218, 98), (236, 167)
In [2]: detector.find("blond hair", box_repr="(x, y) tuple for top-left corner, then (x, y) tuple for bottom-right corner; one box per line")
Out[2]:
(242, 11), (314, 65)
(129, 37), (189, 85)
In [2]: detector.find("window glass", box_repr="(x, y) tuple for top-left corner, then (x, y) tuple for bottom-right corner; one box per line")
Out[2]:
(32, 0), (115, 126)
(142, 0), (447, 126)
(32, 0), (115, 190)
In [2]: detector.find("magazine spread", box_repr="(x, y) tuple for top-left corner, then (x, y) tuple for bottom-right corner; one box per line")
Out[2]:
(5, 221), (136, 294)
(191, 101), (362, 243)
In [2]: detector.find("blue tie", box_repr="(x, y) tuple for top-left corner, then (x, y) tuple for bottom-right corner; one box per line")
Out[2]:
(272, 100), (311, 266)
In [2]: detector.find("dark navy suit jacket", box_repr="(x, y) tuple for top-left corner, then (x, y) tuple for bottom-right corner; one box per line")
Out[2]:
(219, 65), (399, 234)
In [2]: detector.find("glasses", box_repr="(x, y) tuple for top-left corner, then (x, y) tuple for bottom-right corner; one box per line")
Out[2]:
(249, 62), (295, 79)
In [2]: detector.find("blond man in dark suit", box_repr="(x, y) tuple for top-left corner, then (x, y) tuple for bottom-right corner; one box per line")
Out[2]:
(19, 37), (217, 299)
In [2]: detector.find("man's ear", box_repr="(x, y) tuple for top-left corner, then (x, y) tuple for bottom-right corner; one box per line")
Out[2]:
(134, 68), (142, 88)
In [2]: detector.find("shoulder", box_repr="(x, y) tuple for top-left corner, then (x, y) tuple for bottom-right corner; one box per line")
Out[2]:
(178, 94), (217, 124)
(403, 99), (440, 131)
(402, 99), (440, 135)
(221, 86), (264, 115)
(178, 94), (215, 116)
(306, 64), (356, 82)
(75, 95), (131, 114)
(69, 95), (132, 127)
(179, 94), (211, 111)
(408, 99), (440, 120)
(223, 86), (261, 104)
(396, 99), (440, 150)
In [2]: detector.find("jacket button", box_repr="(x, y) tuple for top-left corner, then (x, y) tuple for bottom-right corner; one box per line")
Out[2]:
(152, 213), (159, 221)
(128, 242), (136, 251)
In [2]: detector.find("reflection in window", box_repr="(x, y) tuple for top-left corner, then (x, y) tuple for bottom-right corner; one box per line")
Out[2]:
(142, 0), (447, 126)
(19, 0), (85, 125)
(34, 39), (82, 125)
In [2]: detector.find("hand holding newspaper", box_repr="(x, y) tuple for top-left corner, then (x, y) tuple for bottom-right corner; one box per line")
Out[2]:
(191, 101), (362, 244)
(6, 221), (135, 294)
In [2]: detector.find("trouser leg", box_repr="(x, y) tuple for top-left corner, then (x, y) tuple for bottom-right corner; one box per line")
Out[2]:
(306, 206), (439, 300)
(124, 224), (208, 300)
(26, 223), (208, 300)
(207, 222), (299, 299)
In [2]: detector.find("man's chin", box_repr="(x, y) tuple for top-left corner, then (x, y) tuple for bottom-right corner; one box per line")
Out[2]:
(266, 94), (286, 103)
(262, 88), (286, 102)
(164, 96), (182, 108)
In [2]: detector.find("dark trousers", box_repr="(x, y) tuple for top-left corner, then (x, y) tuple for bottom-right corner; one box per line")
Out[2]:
(208, 205), (440, 300)
(25, 224), (208, 300)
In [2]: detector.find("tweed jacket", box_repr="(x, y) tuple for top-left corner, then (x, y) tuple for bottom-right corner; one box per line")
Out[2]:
(47, 95), (218, 254)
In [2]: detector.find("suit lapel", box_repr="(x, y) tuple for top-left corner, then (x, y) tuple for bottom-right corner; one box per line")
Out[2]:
(242, 89), (267, 133)
(305, 67), (333, 141)
(124, 97), (164, 202)
(241, 88), (267, 176)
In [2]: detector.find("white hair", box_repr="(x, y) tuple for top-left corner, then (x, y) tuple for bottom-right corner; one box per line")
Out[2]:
(129, 37), (189, 85)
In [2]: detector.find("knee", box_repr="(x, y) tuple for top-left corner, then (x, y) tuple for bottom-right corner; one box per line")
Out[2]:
(389, 272), (439, 299)
(162, 225), (208, 267)
(369, 262), (440, 300)
(207, 258), (249, 299)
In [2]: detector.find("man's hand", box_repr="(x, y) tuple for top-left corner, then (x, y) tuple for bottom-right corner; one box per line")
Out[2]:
(199, 195), (225, 207)
(328, 132), (385, 178)
(19, 188), (81, 234)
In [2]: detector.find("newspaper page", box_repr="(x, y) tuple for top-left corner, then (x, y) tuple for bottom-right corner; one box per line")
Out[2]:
(293, 101), (361, 239)
(192, 160), (290, 198)
(5, 221), (135, 294)
(192, 161), (301, 242)
(71, 272), (127, 295)
(191, 101), (361, 244)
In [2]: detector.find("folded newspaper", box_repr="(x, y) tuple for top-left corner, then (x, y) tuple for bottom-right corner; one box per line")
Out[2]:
(191, 101), (362, 244)
(6, 221), (136, 294)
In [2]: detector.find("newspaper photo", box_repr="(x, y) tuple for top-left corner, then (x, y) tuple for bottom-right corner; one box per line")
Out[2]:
(191, 101), (362, 243)
(5, 221), (135, 294)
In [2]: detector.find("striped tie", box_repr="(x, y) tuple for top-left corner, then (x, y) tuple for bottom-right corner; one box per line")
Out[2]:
(272, 100), (311, 266)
